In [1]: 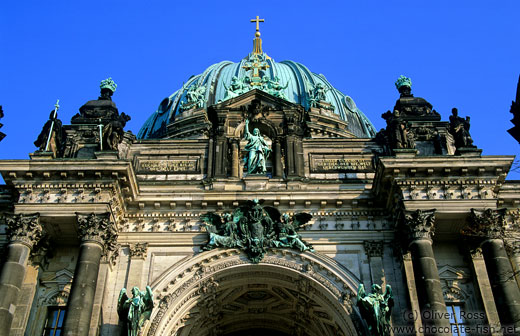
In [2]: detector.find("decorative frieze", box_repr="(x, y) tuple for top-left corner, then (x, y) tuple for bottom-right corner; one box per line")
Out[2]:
(76, 213), (118, 254)
(462, 208), (506, 239)
(397, 180), (495, 201)
(5, 213), (44, 248)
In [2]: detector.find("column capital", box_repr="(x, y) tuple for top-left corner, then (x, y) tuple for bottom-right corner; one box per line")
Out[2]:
(363, 241), (383, 258)
(400, 209), (436, 241)
(462, 208), (506, 240)
(76, 213), (118, 254)
(5, 213), (44, 248)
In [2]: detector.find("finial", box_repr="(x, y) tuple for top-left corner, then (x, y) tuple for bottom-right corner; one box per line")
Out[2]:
(100, 77), (117, 93)
(395, 75), (411, 90)
(54, 99), (60, 112)
(395, 75), (412, 97)
(250, 16), (265, 55)
(251, 16), (264, 33)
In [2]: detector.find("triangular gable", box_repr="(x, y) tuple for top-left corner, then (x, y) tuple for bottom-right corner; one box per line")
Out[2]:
(211, 89), (301, 110)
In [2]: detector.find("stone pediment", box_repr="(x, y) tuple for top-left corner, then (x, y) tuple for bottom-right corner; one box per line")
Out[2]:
(212, 89), (302, 111)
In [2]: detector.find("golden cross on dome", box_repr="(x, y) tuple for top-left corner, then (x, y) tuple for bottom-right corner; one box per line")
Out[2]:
(250, 16), (264, 32)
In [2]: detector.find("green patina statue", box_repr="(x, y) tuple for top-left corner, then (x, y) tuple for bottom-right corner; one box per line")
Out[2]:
(261, 76), (288, 100)
(243, 119), (271, 175)
(357, 283), (394, 336)
(309, 83), (334, 110)
(117, 286), (154, 336)
(180, 84), (206, 111)
(223, 76), (251, 100)
(201, 199), (313, 263)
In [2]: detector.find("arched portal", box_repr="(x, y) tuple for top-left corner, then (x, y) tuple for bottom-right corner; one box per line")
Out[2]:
(145, 249), (365, 336)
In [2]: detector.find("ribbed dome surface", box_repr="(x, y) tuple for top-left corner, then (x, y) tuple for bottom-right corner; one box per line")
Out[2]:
(138, 53), (376, 139)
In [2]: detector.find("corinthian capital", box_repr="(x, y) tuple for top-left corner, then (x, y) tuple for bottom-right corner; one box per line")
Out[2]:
(76, 213), (118, 253)
(462, 209), (506, 240)
(401, 209), (436, 241)
(5, 213), (44, 248)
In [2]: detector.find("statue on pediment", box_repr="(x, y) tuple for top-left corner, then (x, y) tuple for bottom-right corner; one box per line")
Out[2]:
(201, 199), (313, 263)
(243, 119), (271, 175)
(449, 108), (475, 149)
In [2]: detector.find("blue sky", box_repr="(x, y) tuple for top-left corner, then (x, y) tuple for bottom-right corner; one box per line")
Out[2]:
(1, 1), (519, 173)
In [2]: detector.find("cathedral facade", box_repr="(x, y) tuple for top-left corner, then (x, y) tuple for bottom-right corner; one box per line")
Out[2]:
(1, 22), (520, 336)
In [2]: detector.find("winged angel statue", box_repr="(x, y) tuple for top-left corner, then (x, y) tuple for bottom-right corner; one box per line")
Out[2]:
(117, 286), (154, 336)
(200, 199), (313, 263)
(357, 283), (394, 336)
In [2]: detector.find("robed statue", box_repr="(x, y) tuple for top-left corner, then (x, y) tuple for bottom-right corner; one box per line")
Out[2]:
(117, 286), (154, 336)
(243, 119), (271, 175)
(34, 101), (65, 157)
(357, 283), (394, 336)
(449, 108), (475, 149)
(103, 112), (131, 151)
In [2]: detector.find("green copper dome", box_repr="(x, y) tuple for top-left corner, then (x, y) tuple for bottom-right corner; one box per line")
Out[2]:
(138, 52), (376, 139)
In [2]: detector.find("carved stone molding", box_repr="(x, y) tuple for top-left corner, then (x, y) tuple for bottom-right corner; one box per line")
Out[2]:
(147, 249), (361, 336)
(363, 241), (383, 258)
(76, 212), (118, 254)
(5, 213), (44, 248)
(400, 209), (436, 241)
(462, 208), (506, 240)
(129, 242), (148, 259)
(469, 247), (484, 259)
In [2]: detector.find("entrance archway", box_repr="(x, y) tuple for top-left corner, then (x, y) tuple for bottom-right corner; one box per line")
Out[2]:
(145, 249), (364, 336)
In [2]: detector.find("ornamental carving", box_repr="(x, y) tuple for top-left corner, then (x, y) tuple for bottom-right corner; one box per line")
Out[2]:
(462, 209), (506, 240)
(363, 241), (383, 258)
(76, 213), (118, 254)
(200, 199), (313, 263)
(5, 213), (44, 248)
(129, 243), (148, 259)
(400, 209), (436, 241)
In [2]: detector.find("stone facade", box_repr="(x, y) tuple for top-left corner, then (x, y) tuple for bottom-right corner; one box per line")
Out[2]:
(1, 69), (520, 336)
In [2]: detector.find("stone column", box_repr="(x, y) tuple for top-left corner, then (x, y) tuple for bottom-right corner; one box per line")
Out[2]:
(126, 243), (148, 290)
(230, 139), (239, 178)
(284, 136), (296, 176)
(206, 137), (214, 178)
(363, 241), (385, 286)
(0, 213), (43, 336)
(274, 139), (283, 178)
(401, 209), (452, 334)
(507, 241), (520, 290)
(62, 213), (118, 336)
(465, 209), (520, 330)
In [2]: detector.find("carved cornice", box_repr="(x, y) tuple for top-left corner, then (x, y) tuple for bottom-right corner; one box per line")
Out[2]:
(462, 208), (507, 240)
(129, 242), (148, 259)
(363, 241), (383, 258)
(5, 213), (44, 248)
(400, 209), (436, 241)
(76, 213), (118, 254)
